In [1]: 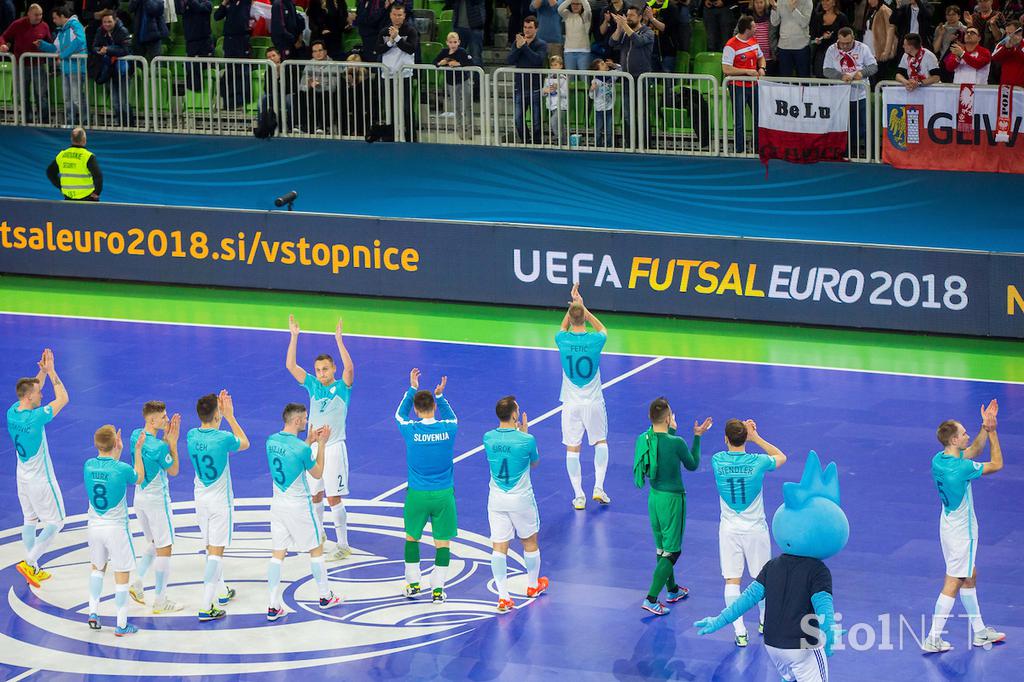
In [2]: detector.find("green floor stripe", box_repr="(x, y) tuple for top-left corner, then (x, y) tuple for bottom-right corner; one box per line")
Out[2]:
(1, 275), (1020, 382)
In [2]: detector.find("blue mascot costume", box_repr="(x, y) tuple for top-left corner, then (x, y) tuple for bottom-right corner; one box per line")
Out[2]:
(694, 451), (849, 682)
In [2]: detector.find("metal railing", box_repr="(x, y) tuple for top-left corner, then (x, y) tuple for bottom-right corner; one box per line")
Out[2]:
(638, 73), (718, 156)
(397, 64), (488, 145)
(279, 59), (392, 140)
(18, 53), (90, 128)
(722, 76), (873, 163)
(491, 67), (637, 152)
(0, 52), (16, 126)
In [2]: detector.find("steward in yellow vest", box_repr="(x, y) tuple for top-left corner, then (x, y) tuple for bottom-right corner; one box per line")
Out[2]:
(46, 127), (102, 201)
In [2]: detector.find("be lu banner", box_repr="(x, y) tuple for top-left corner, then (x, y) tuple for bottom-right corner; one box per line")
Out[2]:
(882, 85), (1023, 175)
(757, 82), (852, 165)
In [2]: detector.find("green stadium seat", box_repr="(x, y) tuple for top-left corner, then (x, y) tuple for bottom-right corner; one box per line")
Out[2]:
(693, 51), (723, 82)
(421, 41), (443, 65)
(0, 62), (13, 107)
(674, 51), (690, 74)
(436, 18), (453, 42)
(690, 20), (707, 58)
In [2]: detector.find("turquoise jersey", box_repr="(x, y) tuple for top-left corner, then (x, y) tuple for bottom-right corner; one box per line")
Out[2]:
(711, 451), (777, 513)
(394, 388), (458, 491)
(483, 428), (539, 494)
(266, 431), (316, 501)
(187, 428), (242, 488)
(555, 330), (607, 389)
(129, 428), (173, 502)
(7, 402), (55, 482)
(84, 456), (138, 526)
(303, 373), (351, 444)
(932, 451), (984, 515)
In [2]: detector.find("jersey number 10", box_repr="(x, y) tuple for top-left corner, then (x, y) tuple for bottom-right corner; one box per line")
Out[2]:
(564, 355), (594, 381)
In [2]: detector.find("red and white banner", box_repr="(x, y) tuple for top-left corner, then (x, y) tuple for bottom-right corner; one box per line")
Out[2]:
(882, 85), (1023, 175)
(251, 0), (272, 37)
(757, 82), (851, 165)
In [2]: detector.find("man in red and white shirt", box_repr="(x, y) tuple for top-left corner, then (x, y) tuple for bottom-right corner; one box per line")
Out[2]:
(722, 15), (766, 153)
(896, 32), (942, 90)
(823, 27), (877, 154)
(992, 19), (1024, 86)
(944, 27), (992, 83)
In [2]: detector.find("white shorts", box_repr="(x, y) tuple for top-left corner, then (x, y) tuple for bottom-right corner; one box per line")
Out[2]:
(271, 500), (324, 553)
(18, 476), (66, 526)
(197, 497), (233, 548)
(88, 523), (137, 573)
(940, 519), (977, 579)
(306, 441), (349, 498)
(561, 400), (608, 447)
(719, 525), (771, 580)
(134, 496), (175, 549)
(765, 644), (829, 682)
(488, 495), (541, 543)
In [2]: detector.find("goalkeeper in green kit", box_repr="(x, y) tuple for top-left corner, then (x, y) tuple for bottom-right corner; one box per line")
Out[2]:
(634, 397), (713, 616)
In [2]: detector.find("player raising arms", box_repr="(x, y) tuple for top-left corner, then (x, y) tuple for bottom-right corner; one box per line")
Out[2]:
(286, 315), (355, 562)
(84, 426), (143, 636)
(711, 419), (787, 647)
(266, 404), (342, 621)
(556, 283), (610, 511)
(633, 397), (712, 615)
(396, 369), (459, 604)
(483, 396), (549, 613)
(128, 402), (183, 613)
(923, 399), (1005, 653)
(187, 390), (250, 622)
(8, 349), (69, 588)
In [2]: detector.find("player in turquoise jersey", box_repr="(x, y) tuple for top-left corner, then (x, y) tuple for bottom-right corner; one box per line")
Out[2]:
(187, 390), (250, 622)
(286, 315), (355, 562)
(555, 283), (610, 510)
(265, 403), (341, 621)
(128, 401), (183, 614)
(84, 425), (144, 636)
(7, 349), (69, 588)
(711, 419), (787, 647)
(483, 396), (548, 614)
(395, 369), (459, 603)
(923, 399), (1005, 653)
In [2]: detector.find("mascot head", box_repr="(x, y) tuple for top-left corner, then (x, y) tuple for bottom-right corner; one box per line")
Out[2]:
(771, 451), (849, 561)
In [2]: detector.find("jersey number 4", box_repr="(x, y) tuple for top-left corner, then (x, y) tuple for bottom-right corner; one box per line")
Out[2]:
(498, 459), (510, 486)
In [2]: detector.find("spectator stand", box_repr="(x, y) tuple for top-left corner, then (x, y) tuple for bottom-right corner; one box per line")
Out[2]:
(638, 72), (718, 156)
(279, 58), (393, 139)
(398, 63), (490, 144)
(0, 51), (15, 125)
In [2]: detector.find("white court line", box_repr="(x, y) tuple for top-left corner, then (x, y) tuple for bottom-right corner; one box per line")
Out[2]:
(370, 356), (667, 502)
(7, 669), (38, 682)
(0, 310), (1019, 385)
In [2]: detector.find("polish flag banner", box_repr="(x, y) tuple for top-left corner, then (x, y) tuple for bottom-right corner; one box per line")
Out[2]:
(757, 82), (852, 165)
(251, 0), (272, 37)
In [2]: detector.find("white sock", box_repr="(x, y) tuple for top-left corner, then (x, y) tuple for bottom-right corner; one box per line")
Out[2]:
(88, 570), (104, 614)
(154, 556), (170, 598)
(726, 584), (747, 636)
(593, 443), (609, 491)
(26, 523), (59, 567)
(202, 555), (222, 609)
(566, 451), (584, 499)
(332, 503), (348, 548)
(758, 598), (766, 625)
(310, 556), (330, 599)
(314, 501), (325, 539)
(267, 557), (282, 609)
(929, 593), (956, 639)
(21, 523), (36, 555)
(405, 561), (421, 585)
(524, 549), (540, 589)
(218, 575), (229, 597)
(431, 562), (449, 591)
(959, 587), (986, 633)
(491, 551), (509, 600)
(114, 584), (129, 629)
(136, 545), (156, 582)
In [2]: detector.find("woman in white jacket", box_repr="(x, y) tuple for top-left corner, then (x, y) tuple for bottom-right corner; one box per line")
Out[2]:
(559, 0), (593, 71)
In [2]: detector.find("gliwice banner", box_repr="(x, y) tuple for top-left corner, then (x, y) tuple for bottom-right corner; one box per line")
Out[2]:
(882, 85), (1023, 174)
(757, 82), (851, 164)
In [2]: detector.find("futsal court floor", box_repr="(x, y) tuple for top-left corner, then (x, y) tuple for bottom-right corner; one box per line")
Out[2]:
(0, 276), (1020, 681)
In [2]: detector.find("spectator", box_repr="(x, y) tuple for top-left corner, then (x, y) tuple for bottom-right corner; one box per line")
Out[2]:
(722, 14), (765, 153)
(298, 40), (340, 133)
(376, 2), (418, 141)
(588, 57), (617, 147)
(449, 0), (485, 67)
(0, 0), (13, 36)
(508, 0), (533, 47)
(750, 0), (777, 75)
(610, 6), (653, 135)
(355, 0), (385, 57)
(506, 14), (547, 144)
(933, 6), (966, 67)
(541, 53), (568, 143)
(966, 0), (1004, 53)
(991, 19), (1023, 85)
(703, 0), (733, 52)
(890, 0), (934, 50)
(342, 52), (380, 135)
(810, 0), (847, 76)
(308, 0), (349, 60)
(38, 4), (88, 125)
(862, 0), (896, 84)
(259, 45), (290, 126)
(770, 0), (812, 76)
(532, 0), (563, 60)
(596, 0), (627, 61)
(434, 30), (474, 138)
(944, 26), (991, 82)
(79, 0), (119, 49)
(896, 31), (941, 89)
(558, 0), (592, 71)
(651, 0), (691, 74)
(215, 0), (252, 58)
(823, 26), (875, 155)
(92, 9), (133, 126)
(129, 0), (168, 60)
(178, 0), (214, 57)
(272, 0), (302, 59)
(0, 4), (52, 123)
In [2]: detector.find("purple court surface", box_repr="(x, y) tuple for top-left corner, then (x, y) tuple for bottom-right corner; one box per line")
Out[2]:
(0, 313), (1020, 681)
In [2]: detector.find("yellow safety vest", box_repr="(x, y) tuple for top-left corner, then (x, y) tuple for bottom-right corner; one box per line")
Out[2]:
(55, 147), (95, 199)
